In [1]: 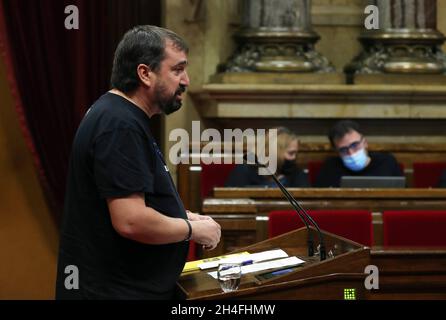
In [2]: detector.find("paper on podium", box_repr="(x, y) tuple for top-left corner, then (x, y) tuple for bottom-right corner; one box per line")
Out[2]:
(199, 249), (289, 270)
(183, 251), (250, 272)
(208, 256), (305, 279)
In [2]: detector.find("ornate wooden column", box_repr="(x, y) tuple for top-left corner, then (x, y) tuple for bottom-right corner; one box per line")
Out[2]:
(222, 0), (334, 73)
(346, 0), (446, 77)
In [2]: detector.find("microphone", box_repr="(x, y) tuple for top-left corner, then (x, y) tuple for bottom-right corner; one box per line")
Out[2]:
(243, 153), (326, 261)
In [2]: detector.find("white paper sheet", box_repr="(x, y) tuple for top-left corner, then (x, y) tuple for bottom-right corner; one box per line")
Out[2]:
(208, 256), (305, 279)
(199, 249), (289, 270)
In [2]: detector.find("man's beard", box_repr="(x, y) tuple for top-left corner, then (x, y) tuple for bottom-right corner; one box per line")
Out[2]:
(155, 82), (186, 115)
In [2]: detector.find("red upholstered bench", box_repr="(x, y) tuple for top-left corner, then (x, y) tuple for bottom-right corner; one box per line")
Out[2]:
(383, 210), (446, 247)
(200, 163), (236, 198)
(268, 209), (373, 246)
(186, 163), (235, 261)
(307, 161), (323, 186)
(413, 162), (446, 188)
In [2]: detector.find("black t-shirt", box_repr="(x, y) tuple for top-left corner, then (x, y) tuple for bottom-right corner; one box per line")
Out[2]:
(55, 92), (188, 300)
(314, 152), (403, 188)
(224, 164), (310, 188)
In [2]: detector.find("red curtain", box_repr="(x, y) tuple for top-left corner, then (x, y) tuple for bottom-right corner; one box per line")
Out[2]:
(0, 0), (161, 222)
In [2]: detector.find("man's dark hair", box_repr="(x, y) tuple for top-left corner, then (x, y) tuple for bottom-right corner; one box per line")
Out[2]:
(110, 25), (189, 93)
(328, 120), (363, 148)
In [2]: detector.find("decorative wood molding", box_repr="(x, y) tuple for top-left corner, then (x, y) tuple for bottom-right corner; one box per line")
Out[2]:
(212, 187), (446, 199)
(191, 83), (446, 119)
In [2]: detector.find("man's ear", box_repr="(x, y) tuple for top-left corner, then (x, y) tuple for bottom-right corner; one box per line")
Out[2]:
(363, 137), (369, 149)
(136, 64), (153, 87)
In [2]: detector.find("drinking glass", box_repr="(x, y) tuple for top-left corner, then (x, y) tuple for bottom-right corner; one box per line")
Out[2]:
(217, 262), (242, 293)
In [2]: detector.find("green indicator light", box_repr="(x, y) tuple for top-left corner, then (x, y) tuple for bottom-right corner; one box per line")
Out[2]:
(344, 288), (356, 300)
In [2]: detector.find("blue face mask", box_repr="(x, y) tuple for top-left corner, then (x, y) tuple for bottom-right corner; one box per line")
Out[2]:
(342, 148), (369, 172)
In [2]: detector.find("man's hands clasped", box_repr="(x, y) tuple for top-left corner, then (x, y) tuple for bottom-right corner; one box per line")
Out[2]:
(186, 210), (221, 251)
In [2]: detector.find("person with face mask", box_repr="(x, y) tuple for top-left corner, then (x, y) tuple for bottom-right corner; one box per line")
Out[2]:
(314, 120), (403, 188)
(55, 26), (221, 300)
(225, 127), (310, 188)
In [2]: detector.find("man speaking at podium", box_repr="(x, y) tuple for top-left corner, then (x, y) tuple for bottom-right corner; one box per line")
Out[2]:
(55, 26), (221, 300)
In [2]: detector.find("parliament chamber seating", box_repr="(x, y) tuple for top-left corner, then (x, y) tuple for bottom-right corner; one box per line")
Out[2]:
(177, 142), (446, 259)
(178, 142), (446, 205)
(200, 163), (236, 198)
(187, 163), (235, 261)
(199, 156), (408, 191)
(268, 209), (374, 246)
(413, 162), (446, 188)
(307, 161), (323, 186)
(307, 160), (406, 187)
(383, 210), (446, 247)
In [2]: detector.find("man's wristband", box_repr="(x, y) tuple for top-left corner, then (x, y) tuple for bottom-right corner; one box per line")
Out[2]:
(183, 219), (192, 242)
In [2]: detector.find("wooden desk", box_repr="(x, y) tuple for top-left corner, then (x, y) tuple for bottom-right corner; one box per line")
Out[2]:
(201, 188), (446, 257)
(178, 248), (446, 300)
(178, 228), (371, 300)
(368, 248), (446, 300)
(178, 227), (446, 300)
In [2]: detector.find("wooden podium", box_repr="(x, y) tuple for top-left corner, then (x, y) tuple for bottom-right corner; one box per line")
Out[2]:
(177, 227), (371, 300)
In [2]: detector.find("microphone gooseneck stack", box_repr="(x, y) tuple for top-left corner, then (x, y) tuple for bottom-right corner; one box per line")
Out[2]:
(246, 154), (326, 261)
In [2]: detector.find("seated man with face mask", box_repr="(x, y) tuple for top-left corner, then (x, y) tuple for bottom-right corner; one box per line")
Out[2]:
(225, 127), (310, 188)
(314, 120), (403, 188)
